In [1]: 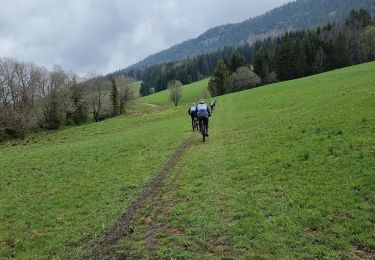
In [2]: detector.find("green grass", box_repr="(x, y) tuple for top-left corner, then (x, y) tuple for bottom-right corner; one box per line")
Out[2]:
(141, 79), (209, 106)
(115, 62), (375, 258)
(0, 109), (191, 258)
(0, 77), (208, 258)
(126, 78), (209, 115)
(130, 81), (142, 98)
(1, 62), (375, 259)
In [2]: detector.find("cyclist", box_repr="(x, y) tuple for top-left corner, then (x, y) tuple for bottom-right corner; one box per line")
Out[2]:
(197, 99), (211, 136)
(210, 99), (216, 111)
(188, 103), (197, 130)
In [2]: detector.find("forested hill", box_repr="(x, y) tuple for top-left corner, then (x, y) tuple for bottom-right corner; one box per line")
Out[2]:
(123, 0), (374, 72)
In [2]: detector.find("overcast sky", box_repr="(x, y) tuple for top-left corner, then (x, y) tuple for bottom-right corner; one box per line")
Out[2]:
(0, 0), (291, 75)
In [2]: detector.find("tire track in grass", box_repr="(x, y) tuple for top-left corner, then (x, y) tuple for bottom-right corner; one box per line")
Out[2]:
(86, 135), (193, 259)
(118, 101), (235, 258)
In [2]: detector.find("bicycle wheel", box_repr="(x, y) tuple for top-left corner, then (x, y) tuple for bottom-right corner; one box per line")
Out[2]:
(194, 118), (199, 132)
(202, 125), (206, 142)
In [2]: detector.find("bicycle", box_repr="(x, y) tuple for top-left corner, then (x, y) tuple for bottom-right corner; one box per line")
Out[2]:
(199, 119), (208, 142)
(192, 117), (199, 132)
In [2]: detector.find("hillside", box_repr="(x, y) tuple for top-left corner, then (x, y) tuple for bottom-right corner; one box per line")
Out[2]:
(1, 62), (374, 258)
(125, 0), (375, 71)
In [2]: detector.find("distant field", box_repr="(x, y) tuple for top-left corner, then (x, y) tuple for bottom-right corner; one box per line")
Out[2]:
(1, 62), (374, 258)
(127, 78), (209, 115)
(130, 81), (142, 98)
(141, 79), (209, 106)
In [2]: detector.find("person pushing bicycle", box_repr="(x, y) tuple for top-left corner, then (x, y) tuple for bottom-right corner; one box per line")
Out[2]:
(197, 99), (211, 137)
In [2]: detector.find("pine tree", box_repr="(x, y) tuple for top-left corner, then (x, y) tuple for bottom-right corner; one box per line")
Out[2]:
(293, 39), (307, 78)
(229, 51), (245, 72)
(201, 56), (210, 76)
(346, 9), (372, 29)
(208, 60), (230, 96)
(276, 35), (294, 81)
(253, 50), (269, 84)
(313, 47), (325, 74)
(335, 32), (351, 68)
(110, 79), (120, 116)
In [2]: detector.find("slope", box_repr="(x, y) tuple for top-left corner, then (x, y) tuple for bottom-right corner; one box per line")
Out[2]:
(0, 106), (192, 258)
(126, 0), (375, 71)
(112, 62), (375, 258)
(127, 78), (209, 114)
(0, 79), (208, 259)
(1, 62), (374, 259)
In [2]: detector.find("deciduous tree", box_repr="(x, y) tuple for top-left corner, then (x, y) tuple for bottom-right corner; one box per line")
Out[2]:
(116, 75), (135, 114)
(110, 79), (120, 116)
(168, 80), (183, 106)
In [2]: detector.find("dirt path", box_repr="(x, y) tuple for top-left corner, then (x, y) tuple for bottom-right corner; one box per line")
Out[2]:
(143, 103), (160, 107)
(85, 135), (192, 259)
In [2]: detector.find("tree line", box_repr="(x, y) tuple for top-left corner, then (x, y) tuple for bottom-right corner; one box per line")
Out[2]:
(1, 9), (373, 141)
(0, 59), (135, 141)
(135, 9), (374, 96)
(121, 0), (375, 71)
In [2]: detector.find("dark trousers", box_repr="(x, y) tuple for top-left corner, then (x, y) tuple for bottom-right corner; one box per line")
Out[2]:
(191, 114), (195, 122)
(198, 116), (209, 131)
(191, 114), (197, 125)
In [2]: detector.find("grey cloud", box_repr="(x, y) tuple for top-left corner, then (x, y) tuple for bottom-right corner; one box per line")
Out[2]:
(0, 0), (291, 75)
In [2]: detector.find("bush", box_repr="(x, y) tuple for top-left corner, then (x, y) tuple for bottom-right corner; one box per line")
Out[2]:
(227, 66), (261, 92)
(4, 127), (21, 139)
(98, 112), (112, 121)
(73, 105), (88, 124)
(265, 71), (278, 84)
(65, 112), (75, 126)
(0, 129), (8, 142)
(42, 101), (63, 130)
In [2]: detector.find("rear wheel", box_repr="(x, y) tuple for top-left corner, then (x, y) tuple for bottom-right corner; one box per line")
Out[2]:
(194, 118), (199, 132)
(201, 124), (206, 142)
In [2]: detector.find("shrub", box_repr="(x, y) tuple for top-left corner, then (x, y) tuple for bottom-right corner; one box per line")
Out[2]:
(42, 101), (64, 130)
(227, 66), (261, 92)
(0, 129), (9, 142)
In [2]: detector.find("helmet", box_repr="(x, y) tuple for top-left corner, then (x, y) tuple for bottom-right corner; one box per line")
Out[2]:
(193, 103), (196, 106)
(199, 99), (204, 103)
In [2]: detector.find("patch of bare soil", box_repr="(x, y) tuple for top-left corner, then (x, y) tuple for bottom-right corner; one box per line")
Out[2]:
(85, 136), (192, 259)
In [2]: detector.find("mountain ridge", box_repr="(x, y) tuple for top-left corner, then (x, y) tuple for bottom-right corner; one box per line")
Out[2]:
(121, 0), (375, 73)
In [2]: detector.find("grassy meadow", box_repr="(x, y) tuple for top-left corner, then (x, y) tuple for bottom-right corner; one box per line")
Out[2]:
(0, 107), (192, 258)
(140, 79), (210, 106)
(130, 81), (142, 98)
(1, 62), (374, 258)
(127, 79), (210, 114)
(116, 62), (375, 258)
